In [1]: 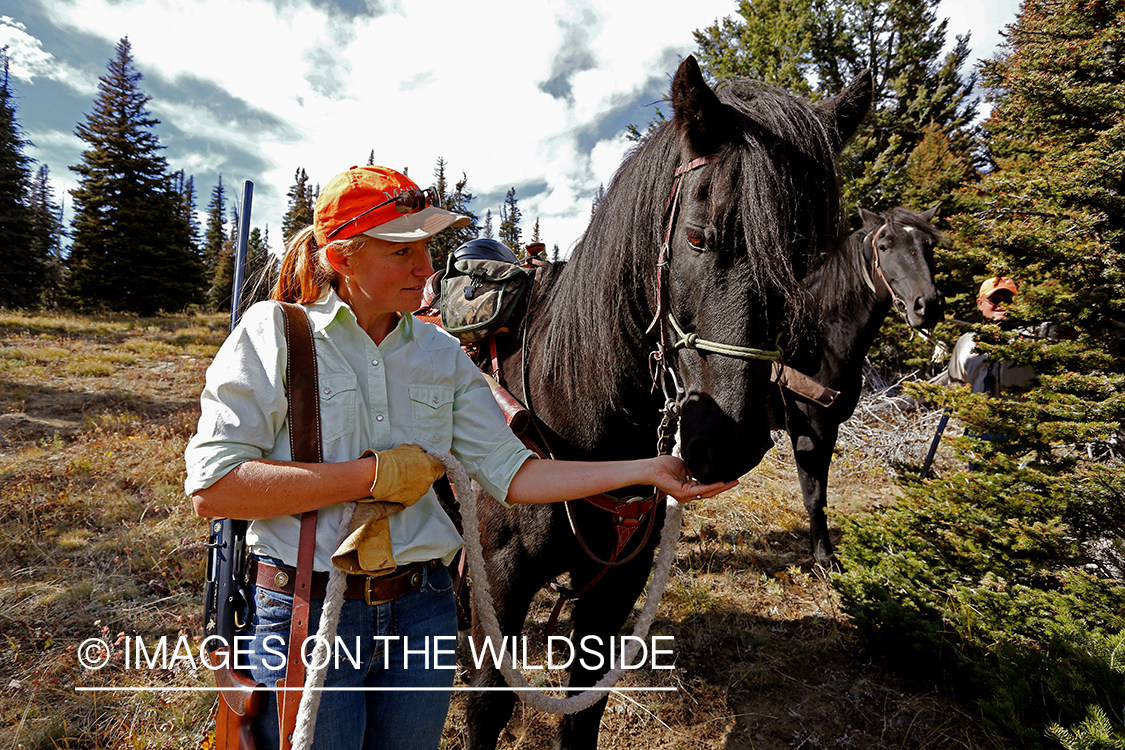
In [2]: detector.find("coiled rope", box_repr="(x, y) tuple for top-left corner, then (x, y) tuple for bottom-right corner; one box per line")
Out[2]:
(290, 501), (355, 750)
(290, 449), (685, 747)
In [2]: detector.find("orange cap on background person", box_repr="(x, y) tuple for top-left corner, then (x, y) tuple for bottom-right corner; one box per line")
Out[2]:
(313, 165), (470, 246)
(978, 276), (1017, 301)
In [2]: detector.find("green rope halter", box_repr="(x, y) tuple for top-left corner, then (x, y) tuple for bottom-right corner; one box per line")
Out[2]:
(666, 309), (784, 361)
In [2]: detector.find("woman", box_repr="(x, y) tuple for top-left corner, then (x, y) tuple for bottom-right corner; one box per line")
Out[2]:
(185, 165), (734, 749)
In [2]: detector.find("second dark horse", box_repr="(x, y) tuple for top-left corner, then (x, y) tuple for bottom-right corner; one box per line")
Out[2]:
(462, 57), (872, 750)
(775, 205), (944, 566)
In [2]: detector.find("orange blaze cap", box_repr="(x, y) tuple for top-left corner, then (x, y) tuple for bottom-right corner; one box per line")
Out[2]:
(978, 276), (1017, 300)
(314, 166), (420, 245)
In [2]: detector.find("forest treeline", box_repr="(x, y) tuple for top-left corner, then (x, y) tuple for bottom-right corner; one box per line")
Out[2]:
(0, 38), (541, 316)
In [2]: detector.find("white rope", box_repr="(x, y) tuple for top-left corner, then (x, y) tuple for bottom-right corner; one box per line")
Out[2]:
(433, 450), (684, 715)
(290, 501), (356, 750)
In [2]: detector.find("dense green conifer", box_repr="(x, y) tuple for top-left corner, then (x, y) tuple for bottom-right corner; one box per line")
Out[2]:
(0, 51), (44, 308)
(65, 37), (203, 314)
(836, 2), (1125, 744)
(694, 0), (978, 216)
(427, 157), (478, 270)
(498, 187), (521, 256)
(281, 167), (313, 246)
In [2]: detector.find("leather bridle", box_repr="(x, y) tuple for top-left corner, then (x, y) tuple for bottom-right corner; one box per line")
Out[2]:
(861, 221), (910, 319)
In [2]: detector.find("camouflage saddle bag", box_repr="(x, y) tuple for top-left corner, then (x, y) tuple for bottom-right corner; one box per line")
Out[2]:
(439, 256), (535, 344)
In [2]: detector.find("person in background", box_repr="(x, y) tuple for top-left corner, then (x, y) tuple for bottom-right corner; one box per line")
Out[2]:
(184, 164), (735, 750)
(947, 276), (1036, 395)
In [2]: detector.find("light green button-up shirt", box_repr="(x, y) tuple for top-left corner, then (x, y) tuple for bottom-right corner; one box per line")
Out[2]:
(185, 290), (533, 572)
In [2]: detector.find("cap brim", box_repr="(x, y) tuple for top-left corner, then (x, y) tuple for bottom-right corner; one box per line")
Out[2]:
(362, 207), (471, 242)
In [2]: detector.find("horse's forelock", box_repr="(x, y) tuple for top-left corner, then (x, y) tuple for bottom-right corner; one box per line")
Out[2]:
(704, 84), (843, 342)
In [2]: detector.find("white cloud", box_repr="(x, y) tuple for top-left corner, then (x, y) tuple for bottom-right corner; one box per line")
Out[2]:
(12, 0), (1020, 253)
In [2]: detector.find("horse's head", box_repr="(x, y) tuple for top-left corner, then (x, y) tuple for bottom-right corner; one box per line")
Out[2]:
(663, 56), (872, 483)
(857, 206), (944, 329)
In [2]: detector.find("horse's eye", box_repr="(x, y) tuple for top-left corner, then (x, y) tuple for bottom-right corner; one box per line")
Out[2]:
(687, 229), (705, 251)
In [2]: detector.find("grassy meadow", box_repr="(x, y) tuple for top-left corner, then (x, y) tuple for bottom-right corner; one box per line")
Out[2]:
(0, 310), (992, 750)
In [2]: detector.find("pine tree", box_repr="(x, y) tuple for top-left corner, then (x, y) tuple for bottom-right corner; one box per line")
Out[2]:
(243, 225), (276, 309)
(28, 165), (64, 306)
(65, 37), (204, 314)
(498, 187), (521, 255)
(203, 175), (226, 277)
(482, 209), (494, 239)
(693, 0), (816, 96)
(0, 49), (44, 308)
(208, 200), (238, 312)
(427, 158), (478, 270)
(693, 0), (979, 215)
(282, 167), (313, 245)
(531, 218), (541, 245)
(590, 183), (605, 221)
(837, 1), (1125, 742)
(172, 170), (200, 256)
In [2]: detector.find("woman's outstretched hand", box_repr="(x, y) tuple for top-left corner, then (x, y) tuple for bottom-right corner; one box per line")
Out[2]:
(647, 455), (739, 503)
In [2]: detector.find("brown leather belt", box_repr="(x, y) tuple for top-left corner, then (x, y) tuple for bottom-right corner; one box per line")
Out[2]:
(250, 557), (441, 606)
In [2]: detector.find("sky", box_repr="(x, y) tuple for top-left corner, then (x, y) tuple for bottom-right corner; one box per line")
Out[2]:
(2, 0), (1021, 257)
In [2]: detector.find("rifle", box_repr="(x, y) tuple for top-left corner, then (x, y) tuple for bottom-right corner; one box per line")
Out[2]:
(202, 181), (263, 749)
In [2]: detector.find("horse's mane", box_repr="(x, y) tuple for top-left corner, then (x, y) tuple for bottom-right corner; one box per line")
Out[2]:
(806, 206), (942, 315)
(529, 78), (845, 424)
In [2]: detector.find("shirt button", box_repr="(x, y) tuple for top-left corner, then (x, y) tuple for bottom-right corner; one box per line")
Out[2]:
(432, 396), (440, 404)
(323, 386), (332, 395)
(371, 359), (380, 367)
(376, 414), (384, 422)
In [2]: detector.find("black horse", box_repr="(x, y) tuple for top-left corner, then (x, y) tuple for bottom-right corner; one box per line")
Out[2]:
(464, 56), (872, 750)
(774, 205), (944, 566)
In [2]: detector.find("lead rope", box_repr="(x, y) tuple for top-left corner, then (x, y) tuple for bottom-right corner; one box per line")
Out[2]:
(290, 501), (357, 750)
(432, 449), (685, 714)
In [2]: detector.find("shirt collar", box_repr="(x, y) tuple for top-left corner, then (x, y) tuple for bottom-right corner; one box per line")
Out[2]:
(304, 288), (415, 341)
(304, 288), (351, 334)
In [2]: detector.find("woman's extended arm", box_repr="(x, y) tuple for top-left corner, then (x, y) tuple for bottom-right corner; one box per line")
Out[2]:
(191, 457), (376, 520)
(506, 454), (736, 505)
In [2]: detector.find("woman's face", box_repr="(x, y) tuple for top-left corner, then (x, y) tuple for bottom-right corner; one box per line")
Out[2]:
(339, 237), (434, 318)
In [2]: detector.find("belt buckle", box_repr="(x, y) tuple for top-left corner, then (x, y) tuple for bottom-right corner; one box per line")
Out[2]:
(364, 576), (393, 606)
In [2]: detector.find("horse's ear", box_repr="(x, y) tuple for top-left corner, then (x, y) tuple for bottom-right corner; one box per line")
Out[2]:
(671, 55), (734, 155)
(858, 207), (881, 228)
(919, 202), (941, 223)
(817, 69), (873, 152)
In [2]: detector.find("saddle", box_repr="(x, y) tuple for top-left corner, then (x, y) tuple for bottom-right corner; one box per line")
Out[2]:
(415, 244), (655, 634)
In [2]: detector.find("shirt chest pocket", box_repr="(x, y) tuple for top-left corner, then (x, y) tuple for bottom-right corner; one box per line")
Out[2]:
(317, 372), (357, 445)
(410, 384), (454, 452)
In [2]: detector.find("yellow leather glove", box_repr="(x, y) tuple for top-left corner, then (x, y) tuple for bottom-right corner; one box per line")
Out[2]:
(366, 444), (446, 507)
(331, 445), (446, 575)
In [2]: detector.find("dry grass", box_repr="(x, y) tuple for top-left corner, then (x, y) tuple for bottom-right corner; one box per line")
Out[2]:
(0, 312), (989, 750)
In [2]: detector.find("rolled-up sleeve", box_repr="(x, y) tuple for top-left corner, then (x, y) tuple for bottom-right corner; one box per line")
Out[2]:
(184, 303), (289, 495)
(447, 347), (535, 504)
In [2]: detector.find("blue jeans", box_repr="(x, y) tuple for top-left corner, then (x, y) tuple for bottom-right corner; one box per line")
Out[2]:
(245, 561), (457, 750)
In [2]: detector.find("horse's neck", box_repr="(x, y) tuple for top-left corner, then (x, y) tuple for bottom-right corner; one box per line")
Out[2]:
(506, 261), (660, 457)
(801, 232), (894, 383)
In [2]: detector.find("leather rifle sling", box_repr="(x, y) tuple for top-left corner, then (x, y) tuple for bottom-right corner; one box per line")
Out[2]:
(276, 302), (322, 750)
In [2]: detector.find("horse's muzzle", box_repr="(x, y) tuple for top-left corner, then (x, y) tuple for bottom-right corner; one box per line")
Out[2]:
(679, 392), (773, 483)
(907, 292), (944, 329)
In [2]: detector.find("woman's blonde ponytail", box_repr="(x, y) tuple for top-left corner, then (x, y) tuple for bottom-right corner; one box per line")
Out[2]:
(272, 226), (331, 303)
